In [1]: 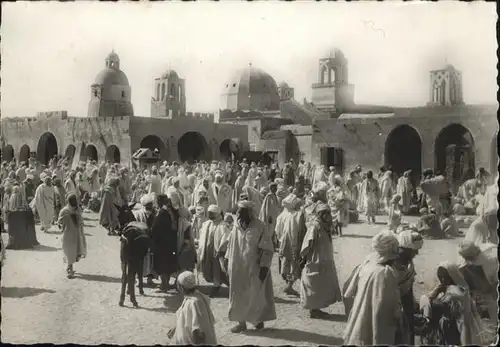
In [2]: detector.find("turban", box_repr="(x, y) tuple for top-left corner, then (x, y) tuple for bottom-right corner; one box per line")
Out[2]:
(282, 194), (301, 210)
(40, 173), (47, 182)
(397, 230), (423, 250)
(313, 182), (328, 194)
(140, 194), (154, 206)
(458, 241), (481, 259)
(269, 182), (278, 189)
(371, 229), (399, 263)
(329, 166), (334, 170)
(315, 202), (330, 215)
(237, 200), (254, 210)
(177, 271), (196, 290)
(195, 205), (205, 215)
(390, 194), (402, 204)
(26, 174), (34, 180)
(207, 205), (221, 214)
(214, 171), (224, 179)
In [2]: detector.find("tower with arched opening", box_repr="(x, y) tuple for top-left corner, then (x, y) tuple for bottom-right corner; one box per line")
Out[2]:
(150, 69), (186, 118)
(311, 48), (354, 115)
(427, 64), (464, 106)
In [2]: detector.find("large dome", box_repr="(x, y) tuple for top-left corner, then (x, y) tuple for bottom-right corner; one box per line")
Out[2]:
(94, 68), (129, 86)
(94, 50), (129, 86)
(222, 65), (280, 112)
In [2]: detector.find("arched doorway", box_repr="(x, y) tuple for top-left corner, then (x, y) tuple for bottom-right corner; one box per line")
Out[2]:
(140, 135), (168, 161)
(2, 145), (15, 162)
(385, 125), (422, 186)
(36, 132), (58, 165)
(105, 145), (121, 163)
(435, 123), (475, 192)
(19, 145), (31, 163)
(219, 139), (242, 161)
(178, 132), (209, 163)
(84, 144), (98, 162)
(64, 145), (76, 162)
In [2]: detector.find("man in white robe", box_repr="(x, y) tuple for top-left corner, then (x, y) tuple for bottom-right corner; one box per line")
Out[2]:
(198, 205), (230, 297)
(259, 182), (281, 248)
(299, 202), (342, 318)
(64, 171), (80, 202)
(167, 178), (184, 210)
(31, 175), (56, 232)
(211, 171), (233, 213)
(275, 194), (306, 295)
(225, 200), (276, 333)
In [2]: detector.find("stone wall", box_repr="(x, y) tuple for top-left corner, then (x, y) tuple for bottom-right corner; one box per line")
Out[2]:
(1, 113), (132, 165)
(312, 107), (498, 175)
(129, 116), (249, 162)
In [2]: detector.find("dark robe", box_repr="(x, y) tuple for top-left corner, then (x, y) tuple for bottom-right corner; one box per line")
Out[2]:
(283, 166), (295, 187)
(151, 208), (177, 276)
(7, 209), (38, 249)
(23, 180), (36, 204)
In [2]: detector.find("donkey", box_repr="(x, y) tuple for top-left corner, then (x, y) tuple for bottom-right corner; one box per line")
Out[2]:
(116, 203), (151, 307)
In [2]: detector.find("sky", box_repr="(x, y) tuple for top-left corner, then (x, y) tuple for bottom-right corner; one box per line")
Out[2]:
(1, 1), (497, 118)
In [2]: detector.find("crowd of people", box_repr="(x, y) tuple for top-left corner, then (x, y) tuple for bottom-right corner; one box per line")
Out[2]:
(0, 154), (498, 345)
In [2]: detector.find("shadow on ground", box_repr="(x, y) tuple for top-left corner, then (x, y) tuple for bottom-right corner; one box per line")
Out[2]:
(339, 234), (373, 239)
(74, 273), (122, 283)
(243, 327), (343, 346)
(197, 285), (229, 298)
(27, 245), (61, 252)
(1, 287), (56, 298)
(274, 296), (299, 304)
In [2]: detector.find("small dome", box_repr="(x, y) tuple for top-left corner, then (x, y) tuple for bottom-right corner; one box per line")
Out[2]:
(162, 69), (178, 79)
(94, 68), (129, 86)
(279, 81), (289, 88)
(222, 65), (280, 112)
(106, 50), (120, 62)
(324, 48), (345, 60)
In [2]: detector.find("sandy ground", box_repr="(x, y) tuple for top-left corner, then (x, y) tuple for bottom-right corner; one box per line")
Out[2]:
(0, 212), (474, 345)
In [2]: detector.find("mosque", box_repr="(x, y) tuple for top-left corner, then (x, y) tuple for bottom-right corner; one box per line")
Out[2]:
(1, 49), (498, 190)
(0, 51), (249, 167)
(217, 49), (498, 189)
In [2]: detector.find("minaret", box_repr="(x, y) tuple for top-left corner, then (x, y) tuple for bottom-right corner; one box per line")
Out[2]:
(428, 63), (464, 106)
(150, 69), (186, 118)
(311, 48), (354, 115)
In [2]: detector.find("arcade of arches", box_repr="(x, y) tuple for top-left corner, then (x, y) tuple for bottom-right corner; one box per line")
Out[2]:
(105, 145), (121, 163)
(435, 123), (475, 192)
(385, 125), (422, 186)
(36, 132), (58, 165)
(19, 145), (31, 163)
(84, 145), (99, 162)
(140, 135), (168, 161)
(178, 132), (209, 163)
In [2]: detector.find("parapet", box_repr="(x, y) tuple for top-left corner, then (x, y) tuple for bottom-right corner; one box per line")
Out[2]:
(184, 112), (215, 122)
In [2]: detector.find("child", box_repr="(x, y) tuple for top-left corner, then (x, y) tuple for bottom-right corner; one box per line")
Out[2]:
(167, 271), (217, 345)
(387, 194), (402, 231)
(87, 192), (101, 213)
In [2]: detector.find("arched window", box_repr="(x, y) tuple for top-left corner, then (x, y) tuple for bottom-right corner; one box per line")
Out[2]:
(156, 84), (160, 100)
(178, 84), (182, 101)
(121, 90), (126, 98)
(161, 83), (166, 101)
